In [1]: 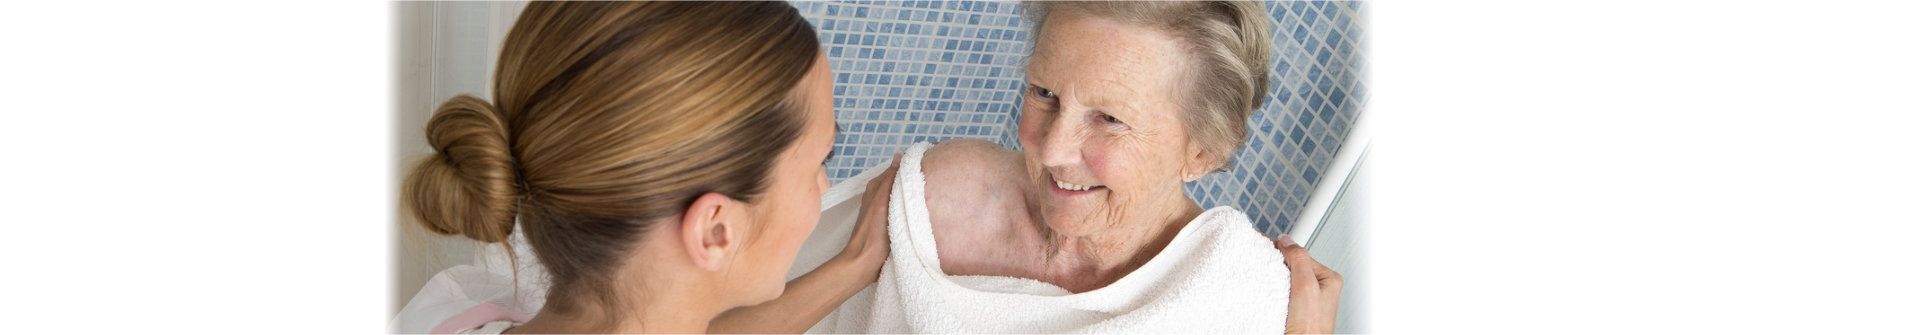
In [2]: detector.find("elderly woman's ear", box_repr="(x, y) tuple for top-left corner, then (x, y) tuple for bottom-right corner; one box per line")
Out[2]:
(1182, 143), (1216, 182)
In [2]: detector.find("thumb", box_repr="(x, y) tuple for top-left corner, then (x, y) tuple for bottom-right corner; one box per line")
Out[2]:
(1279, 235), (1319, 293)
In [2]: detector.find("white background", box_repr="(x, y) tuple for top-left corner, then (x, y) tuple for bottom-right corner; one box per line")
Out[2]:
(1, 0), (1914, 332)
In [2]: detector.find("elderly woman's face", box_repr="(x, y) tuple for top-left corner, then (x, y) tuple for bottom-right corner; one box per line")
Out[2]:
(1019, 12), (1204, 237)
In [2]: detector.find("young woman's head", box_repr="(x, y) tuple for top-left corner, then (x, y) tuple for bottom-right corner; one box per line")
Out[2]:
(402, 1), (834, 320)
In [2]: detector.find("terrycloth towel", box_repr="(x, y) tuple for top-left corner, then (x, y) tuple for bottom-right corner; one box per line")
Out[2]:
(807, 142), (1292, 333)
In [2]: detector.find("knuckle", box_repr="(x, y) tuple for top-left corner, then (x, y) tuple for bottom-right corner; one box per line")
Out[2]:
(1285, 248), (1310, 260)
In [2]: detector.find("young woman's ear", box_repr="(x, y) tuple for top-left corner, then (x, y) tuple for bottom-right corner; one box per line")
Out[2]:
(679, 192), (742, 272)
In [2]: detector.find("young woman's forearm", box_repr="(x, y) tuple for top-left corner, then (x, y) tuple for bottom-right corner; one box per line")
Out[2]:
(708, 256), (875, 333)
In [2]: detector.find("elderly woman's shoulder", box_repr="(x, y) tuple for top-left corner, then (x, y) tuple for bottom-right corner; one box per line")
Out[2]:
(920, 139), (1034, 273)
(922, 139), (1024, 182)
(919, 139), (1027, 210)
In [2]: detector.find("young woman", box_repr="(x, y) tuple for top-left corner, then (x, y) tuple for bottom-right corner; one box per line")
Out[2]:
(397, 2), (891, 333)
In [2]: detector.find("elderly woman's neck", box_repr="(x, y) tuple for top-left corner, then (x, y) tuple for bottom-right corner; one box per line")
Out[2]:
(1038, 198), (1205, 293)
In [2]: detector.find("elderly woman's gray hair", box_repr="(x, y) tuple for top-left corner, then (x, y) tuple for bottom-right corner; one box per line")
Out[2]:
(1021, 1), (1274, 173)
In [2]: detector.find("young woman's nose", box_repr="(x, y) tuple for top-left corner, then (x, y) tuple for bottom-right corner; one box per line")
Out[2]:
(817, 168), (830, 192)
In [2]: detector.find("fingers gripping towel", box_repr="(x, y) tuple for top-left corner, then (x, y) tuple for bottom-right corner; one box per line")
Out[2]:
(809, 142), (1291, 333)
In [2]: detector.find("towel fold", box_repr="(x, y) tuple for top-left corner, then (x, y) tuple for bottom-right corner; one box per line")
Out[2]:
(808, 142), (1291, 333)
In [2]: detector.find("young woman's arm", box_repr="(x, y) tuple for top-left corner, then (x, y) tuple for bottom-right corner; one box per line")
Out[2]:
(708, 161), (898, 333)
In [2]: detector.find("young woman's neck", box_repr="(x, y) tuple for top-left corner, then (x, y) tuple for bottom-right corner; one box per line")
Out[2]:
(1037, 195), (1204, 293)
(507, 274), (722, 333)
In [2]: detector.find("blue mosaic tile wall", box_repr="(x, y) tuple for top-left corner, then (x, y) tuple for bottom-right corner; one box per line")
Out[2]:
(800, 0), (1366, 237)
(792, 0), (1029, 180)
(1205, 0), (1365, 237)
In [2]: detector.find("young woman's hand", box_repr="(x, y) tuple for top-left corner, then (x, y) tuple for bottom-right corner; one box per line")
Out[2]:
(1275, 235), (1343, 334)
(837, 152), (901, 282)
(709, 154), (903, 333)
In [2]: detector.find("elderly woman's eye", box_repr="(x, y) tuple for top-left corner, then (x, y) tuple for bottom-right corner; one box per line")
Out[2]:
(1098, 113), (1123, 124)
(1030, 85), (1056, 99)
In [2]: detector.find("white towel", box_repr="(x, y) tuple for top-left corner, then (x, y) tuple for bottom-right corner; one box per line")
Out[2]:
(807, 142), (1292, 333)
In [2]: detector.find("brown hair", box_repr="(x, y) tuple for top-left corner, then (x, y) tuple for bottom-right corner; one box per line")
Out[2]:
(402, 1), (820, 316)
(1022, 1), (1274, 173)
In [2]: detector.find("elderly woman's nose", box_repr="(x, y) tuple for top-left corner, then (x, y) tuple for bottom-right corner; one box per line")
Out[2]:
(1037, 114), (1086, 167)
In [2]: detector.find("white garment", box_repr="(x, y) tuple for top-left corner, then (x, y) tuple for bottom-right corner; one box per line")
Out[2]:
(390, 227), (547, 334)
(455, 321), (518, 335)
(808, 142), (1293, 333)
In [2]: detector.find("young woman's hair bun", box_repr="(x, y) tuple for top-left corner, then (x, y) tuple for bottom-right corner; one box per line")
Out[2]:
(403, 94), (520, 243)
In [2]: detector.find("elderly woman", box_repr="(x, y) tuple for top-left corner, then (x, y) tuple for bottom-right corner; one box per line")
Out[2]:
(801, 1), (1341, 333)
